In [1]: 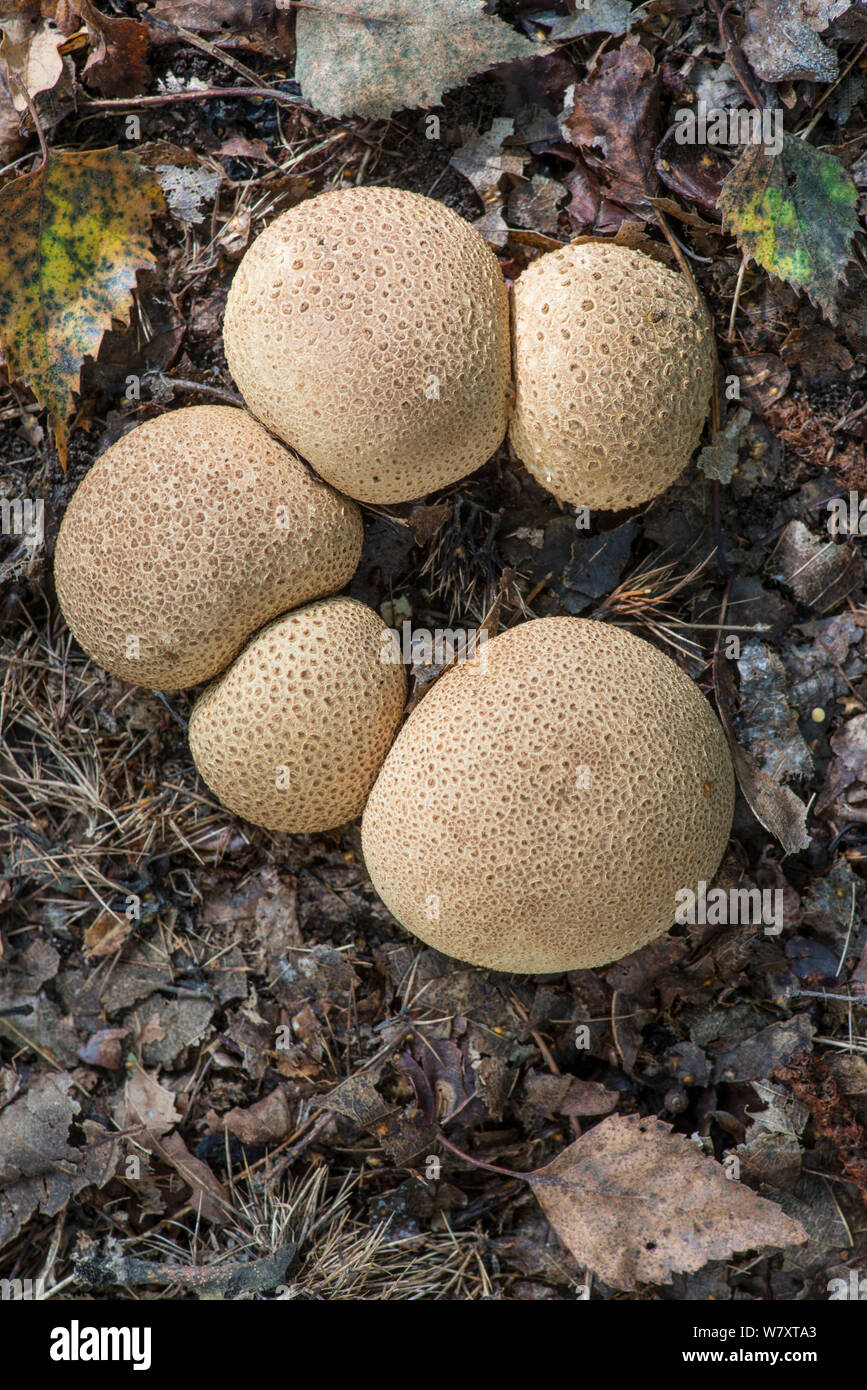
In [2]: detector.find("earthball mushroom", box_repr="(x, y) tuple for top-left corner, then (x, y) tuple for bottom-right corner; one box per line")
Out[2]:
(362, 616), (734, 973)
(189, 596), (407, 833)
(222, 186), (512, 504)
(509, 241), (716, 510)
(53, 406), (363, 690)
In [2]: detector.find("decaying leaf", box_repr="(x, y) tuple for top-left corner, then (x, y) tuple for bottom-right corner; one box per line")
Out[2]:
(79, 0), (151, 98)
(769, 520), (862, 612)
(83, 908), (133, 959)
(125, 994), (214, 1068)
(160, 1131), (233, 1225)
(696, 407), (752, 484)
(0, 1073), (120, 1250)
(551, 0), (641, 39)
(136, 142), (223, 226)
(111, 1067), (231, 1223)
(776, 1050), (867, 1205)
(714, 640), (812, 855)
(0, 89), (26, 166)
(560, 36), (661, 224)
(529, 1114), (806, 1290)
(507, 174), (566, 237)
(147, 0), (293, 57)
(114, 1065), (181, 1145)
(205, 1087), (293, 1146)
(0, 147), (164, 464)
(735, 640), (814, 781)
(77, 1027), (130, 1071)
(450, 117), (526, 246)
(0, 11), (64, 111)
(727, 352), (791, 411)
(742, 0), (839, 83)
(320, 1068), (394, 1129)
(719, 134), (859, 323)
(816, 711), (867, 816)
(295, 0), (546, 119)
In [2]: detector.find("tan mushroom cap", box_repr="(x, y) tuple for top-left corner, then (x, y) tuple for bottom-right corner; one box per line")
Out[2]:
(509, 241), (716, 510)
(53, 406), (363, 690)
(189, 596), (407, 834)
(362, 617), (734, 974)
(223, 186), (512, 504)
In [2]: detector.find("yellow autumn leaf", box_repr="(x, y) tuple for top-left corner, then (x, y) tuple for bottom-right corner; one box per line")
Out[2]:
(0, 147), (164, 464)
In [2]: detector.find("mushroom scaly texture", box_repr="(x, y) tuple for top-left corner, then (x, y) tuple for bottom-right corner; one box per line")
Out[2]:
(189, 597), (407, 834)
(509, 241), (716, 511)
(223, 187), (512, 504)
(53, 406), (363, 690)
(362, 616), (734, 973)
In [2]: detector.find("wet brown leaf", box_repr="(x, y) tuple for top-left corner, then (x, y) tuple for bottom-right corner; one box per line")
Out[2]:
(561, 36), (661, 223)
(77, 1027), (129, 1071)
(161, 1131), (232, 1225)
(147, 0), (292, 56)
(208, 1086), (294, 1146)
(654, 129), (732, 215)
(524, 1072), (619, 1119)
(79, 0), (151, 98)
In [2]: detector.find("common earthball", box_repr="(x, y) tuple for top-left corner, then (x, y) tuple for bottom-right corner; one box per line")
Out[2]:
(362, 616), (734, 973)
(223, 186), (512, 504)
(509, 241), (716, 510)
(189, 596), (407, 833)
(53, 406), (363, 690)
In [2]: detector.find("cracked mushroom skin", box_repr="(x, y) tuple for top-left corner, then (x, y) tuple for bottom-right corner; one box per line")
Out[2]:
(509, 241), (716, 510)
(188, 596), (407, 834)
(53, 406), (363, 690)
(223, 186), (512, 504)
(361, 617), (735, 974)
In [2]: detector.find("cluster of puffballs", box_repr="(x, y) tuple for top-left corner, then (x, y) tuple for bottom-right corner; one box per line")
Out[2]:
(54, 185), (735, 976)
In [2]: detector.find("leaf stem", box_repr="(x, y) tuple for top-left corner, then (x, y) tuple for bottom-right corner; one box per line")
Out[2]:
(9, 76), (49, 169)
(437, 1132), (526, 1179)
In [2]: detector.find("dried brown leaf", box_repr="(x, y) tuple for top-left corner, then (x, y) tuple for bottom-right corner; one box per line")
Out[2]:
(530, 1113), (806, 1290)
